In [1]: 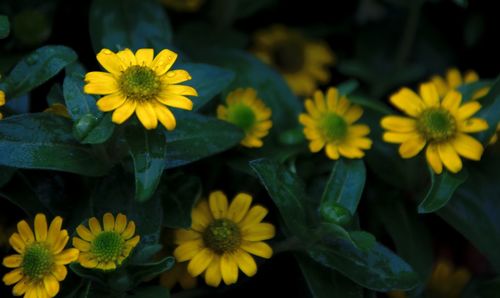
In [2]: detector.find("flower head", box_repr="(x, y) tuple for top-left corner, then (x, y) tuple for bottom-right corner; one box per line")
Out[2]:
(84, 48), (197, 130)
(2, 214), (79, 298)
(430, 68), (488, 100)
(299, 87), (372, 159)
(217, 88), (272, 148)
(381, 82), (488, 174)
(253, 25), (335, 96)
(0, 90), (6, 119)
(72, 213), (140, 271)
(174, 191), (275, 287)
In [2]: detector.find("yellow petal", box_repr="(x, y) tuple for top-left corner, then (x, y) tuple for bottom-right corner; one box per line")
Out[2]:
(114, 214), (127, 233)
(151, 49), (178, 76)
(96, 93), (126, 112)
(17, 220), (35, 244)
(103, 213), (115, 232)
(76, 225), (94, 242)
(153, 103), (177, 131)
(220, 253), (238, 285)
(349, 137), (372, 149)
(344, 105), (363, 124)
(52, 265), (67, 281)
(3, 268), (23, 285)
(338, 143), (365, 159)
(419, 82), (440, 107)
(174, 229), (201, 244)
(389, 88), (425, 117)
(112, 99), (137, 124)
(135, 48), (154, 66)
(12, 277), (29, 296)
(383, 132), (414, 143)
(236, 249), (257, 277)
(348, 124), (370, 137)
(325, 143), (340, 160)
(304, 99), (320, 118)
(464, 70), (479, 83)
(43, 275), (60, 297)
(309, 138), (326, 152)
(46, 216), (63, 246)
(458, 118), (488, 133)
(425, 143), (443, 174)
(78, 253), (98, 269)
(239, 206), (268, 230)
(313, 90), (326, 112)
(399, 135), (426, 158)
(451, 133), (483, 161)
(209, 191), (228, 219)
(242, 223), (275, 241)
(116, 48), (136, 66)
(446, 68), (463, 89)
(156, 93), (193, 110)
(187, 248), (214, 276)
(98, 261), (117, 271)
(2, 254), (22, 268)
(204, 255), (222, 287)
(163, 85), (198, 96)
(326, 87), (339, 110)
(52, 231), (69, 254)
(161, 70), (192, 84)
(457, 101), (481, 120)
(72, 237), (91, 252)
(174, 239), (204, 262)
(96, 49), (125, 75)
(34, 214), (48, 242)
(336, 97), (350, 115)
(441, 90), (462, 113)
(121, 221), (136, 240)
(240, 241), (273, 259)
(430, 75), (449, 98)
(84, 72), (119, 95)
(191, 200), (213, 232)
(54, 248), (79, 265)
(88, 217), (102, 234)
(125, 235), (141, 250)
(135, 102), (158, 130)
(9, 233), (26, 254)
(381, 116), (417, 132)
(227, 193), (252, 223)
(438, 142), (463, 173)
(299, 114), (315, 127)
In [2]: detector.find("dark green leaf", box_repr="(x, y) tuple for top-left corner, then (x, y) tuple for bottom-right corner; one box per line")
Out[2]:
(250, 158), (309, 235)
(128, 256), (175, 287)
(89, 0), (172, 52)
(475, 75), (500, 144)
(348, 95), (392, 115)
(63, 71), (99, 120)
(69, 263), (107, 287)
(321, 159), (366, 219)
(125, 127), (167, 202)
(73, 113), (115, 145)
(161, 174), (202, 229)
(47, 84), (65, 106)
(164, 111), (244, 169)
(0, 113), (109, 176)
(0, 46), (77, 99)
(297, 254), (363, 298)
(0, 173), (50, 217)
(179, 63), (234, 111)
(0, 15), (9, 39)
(457, 80), (491, 102)
(349, 231), (376, 251)
(0, 166), (15, 187)
(418, 168), (468, 213)
(338, 80), (360, 96)
(128, 286), (170, 298)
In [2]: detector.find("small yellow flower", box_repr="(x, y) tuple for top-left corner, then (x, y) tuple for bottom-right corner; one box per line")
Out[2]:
(0, 90), (6, 119)
(162, 0), (205, 12)
(381, 82), (488, 174)
(430, 68), (489, 100)
(72, 213), (140, 271)
(253, 25), (335, 96)
(217, 88), (272, 148)
(2, 214), (79, 298)
(160, 261), (197, 290)
(174, 191), (275, 287)
(44, 103), (70, 118)
(84, 48), (197, 130)
(299, 87), (372, 159)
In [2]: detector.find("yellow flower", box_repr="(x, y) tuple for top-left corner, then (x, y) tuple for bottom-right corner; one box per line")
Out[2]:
(253, 25), (335, 96)
(44, 103), (70, 118)
(216, 88), (272, 148)
(299, 87), (372, 159)
(430, 68), (489, 100)
(0, 90), (5, 119)
(160, 261), (197, 290)
(2, 214), (79, 298)
(174, 191), (275, 287)
(381, 82), (488, 174)
(162, 0), (204, 12)
(84, 48), (197, 130)
(72, 213), (140, 271)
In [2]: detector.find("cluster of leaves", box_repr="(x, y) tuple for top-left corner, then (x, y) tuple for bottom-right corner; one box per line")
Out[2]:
(1, 0), (500, 297)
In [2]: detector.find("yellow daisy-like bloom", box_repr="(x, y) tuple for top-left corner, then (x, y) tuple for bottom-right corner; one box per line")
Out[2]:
(0, 90), (6, 119)
(72, 213), (140, 271)
(2, 214), (79, 298)
(299, 87), (372, 159)
(160, 261), (197, 290)
(381, 82), (488, 174)
(162, 0), (204, 12)
(430, 68), (489, 100)
(84, 48), (197, 130)
(253, 25), (335, 96)
(216, 88), (272, 148)
(174, 191), (275, 287)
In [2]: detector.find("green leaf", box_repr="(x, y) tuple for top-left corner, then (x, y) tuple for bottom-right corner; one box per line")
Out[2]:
(418, 168), (468, 213)
(338, 80), (360, 96)
(72, 113), (115, 145)
(128, 286), (170, 298)
(349, 231), (376, 251)
(128, 256), (175, 287)
(0, 46), (77, 99)
(297, 254), (363, 298)
(179, 63), (234, 111)
(348, 95), (392, 115)
(321, 159), (366, 220)
(0, 166), (15, 187)
(475, 75), (500, 144)
(457, 80), (491, 102)
(161, 173), (202, 229)
(308, 240), (419, 291)
(191, 48), (302, 131)
(63, 70), (99, 120)
(47, 84), (65, 106)
(125, 127), (167, 202)
(0, 15), (9, 39)
(0, 113), (109, 176)
(164, 111), (244, 169)
(89, 0), (172, 52)
(249, 158), (309, 235)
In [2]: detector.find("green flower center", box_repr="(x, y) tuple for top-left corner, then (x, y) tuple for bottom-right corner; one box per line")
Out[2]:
(91, 232), (125, 263)
(203, 219), (241, 254)
(417, 108), (457, 142)
(119, 65), (161, 101)
(22, 243), (54, 280)
(227, 104), (257, 132)
(320, 113), (348, 142)
(272, 39), (305, 73)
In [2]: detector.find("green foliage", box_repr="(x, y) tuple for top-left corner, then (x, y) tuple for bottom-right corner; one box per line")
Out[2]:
(418, 168), (468, 213)
(0, 15), (9, 39)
